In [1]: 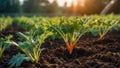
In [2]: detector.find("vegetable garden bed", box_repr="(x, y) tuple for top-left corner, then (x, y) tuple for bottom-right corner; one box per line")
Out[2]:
(0, 15), (120, 68)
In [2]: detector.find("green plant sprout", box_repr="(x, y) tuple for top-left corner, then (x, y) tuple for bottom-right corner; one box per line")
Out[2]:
(51, 17), (90, 54)
(0, 35), (12, 58)
(91, 17), (119, 40)
(8, 30), (52, 67)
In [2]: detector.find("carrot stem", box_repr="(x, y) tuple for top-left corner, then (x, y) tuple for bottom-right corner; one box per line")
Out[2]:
(66, 42), (76, 54)
(98, 36), (104, 41)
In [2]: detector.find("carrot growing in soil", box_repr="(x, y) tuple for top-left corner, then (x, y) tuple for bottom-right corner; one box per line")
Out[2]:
(51, 17), (90, 54)
(0, 35), (12, 58)
(7, 30), (52, 67)
(90, 16), (119, 40)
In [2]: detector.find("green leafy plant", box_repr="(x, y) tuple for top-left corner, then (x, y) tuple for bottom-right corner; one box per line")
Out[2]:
(8, 30), (52, 67)
(13, 16), (43, 31)
(8, 53), (30, 67)
(51, 17), (90, 54)
(90, 17), (119, 40)
(0, 17), (12, 31)
(0, 35), (12, 58)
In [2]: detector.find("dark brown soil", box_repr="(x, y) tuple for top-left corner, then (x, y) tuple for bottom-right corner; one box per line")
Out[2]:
(0, 25), (120, 68)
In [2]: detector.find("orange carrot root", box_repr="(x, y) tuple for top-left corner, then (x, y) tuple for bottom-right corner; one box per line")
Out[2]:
(66, 42), (76, 55)
(98, 36), (104, 41)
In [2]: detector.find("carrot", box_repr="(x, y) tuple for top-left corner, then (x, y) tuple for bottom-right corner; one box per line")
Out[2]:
(66, 42), (76, 54)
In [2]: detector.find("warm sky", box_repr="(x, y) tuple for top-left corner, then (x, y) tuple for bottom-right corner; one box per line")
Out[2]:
(48, 0), (85, 7)
(19, 0), (85, 7)
(48, 0), (72, 7)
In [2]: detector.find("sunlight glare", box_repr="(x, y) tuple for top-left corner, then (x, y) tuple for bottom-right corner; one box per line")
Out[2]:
(57, 0), (66, 7)
(19, 0), (24, 5)
(79, 0), (85, 6)
(48, 0), (85, 7)
(48, 0), (54, 3)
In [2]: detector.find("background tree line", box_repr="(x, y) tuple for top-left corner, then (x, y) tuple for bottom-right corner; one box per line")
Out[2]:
(0, 0), (120, 15)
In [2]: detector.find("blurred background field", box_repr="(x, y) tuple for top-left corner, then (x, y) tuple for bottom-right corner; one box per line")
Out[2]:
(0, 0), (120, 16)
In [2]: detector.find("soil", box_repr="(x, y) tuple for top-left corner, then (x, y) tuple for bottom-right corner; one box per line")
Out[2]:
(0, 24), (120, 68)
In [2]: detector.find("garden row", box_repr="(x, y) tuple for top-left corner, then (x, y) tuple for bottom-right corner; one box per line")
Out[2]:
(0, 15), (120, 67)
(0, 17), (12, 31)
